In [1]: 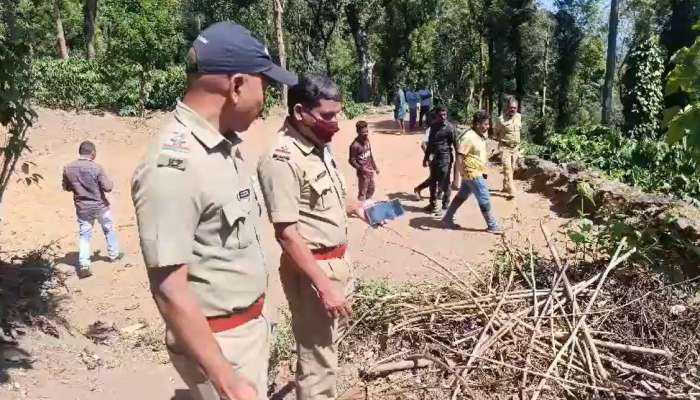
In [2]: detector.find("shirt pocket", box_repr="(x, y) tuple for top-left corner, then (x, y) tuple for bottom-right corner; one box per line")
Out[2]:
(309, 174), (334, 212)
(221, 194), (254, 250)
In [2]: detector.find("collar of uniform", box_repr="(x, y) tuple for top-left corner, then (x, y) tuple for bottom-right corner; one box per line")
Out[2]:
(284, 118), (320, 156)
(175, 101), (229, 151)
(501, 113), (520, 122)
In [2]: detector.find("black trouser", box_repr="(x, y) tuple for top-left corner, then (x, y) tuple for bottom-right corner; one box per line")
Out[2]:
(415, 175), (443, 198)
(415, 176), (431, 192)
(419, 106), (430, 127)
(428, 160), (452, 208)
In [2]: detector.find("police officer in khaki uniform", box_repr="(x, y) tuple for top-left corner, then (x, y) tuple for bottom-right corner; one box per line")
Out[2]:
(494, 96), (523, 198)
(257, 74), (359, 400)
(131, 22), (297, 400)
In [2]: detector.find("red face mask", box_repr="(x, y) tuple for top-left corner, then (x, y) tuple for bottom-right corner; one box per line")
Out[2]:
(307, 113), (339, 143)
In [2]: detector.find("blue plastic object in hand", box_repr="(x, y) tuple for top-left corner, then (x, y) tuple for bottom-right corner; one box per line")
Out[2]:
(364, 199), (405, 226)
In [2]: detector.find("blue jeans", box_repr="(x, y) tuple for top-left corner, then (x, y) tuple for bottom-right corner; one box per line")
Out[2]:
(442, 177), (498, 230)
(78, 208), (120, 267)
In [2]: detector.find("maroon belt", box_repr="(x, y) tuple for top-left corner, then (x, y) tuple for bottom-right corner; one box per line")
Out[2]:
(311, 245), (347, 260)
(207, 296), (264, 333)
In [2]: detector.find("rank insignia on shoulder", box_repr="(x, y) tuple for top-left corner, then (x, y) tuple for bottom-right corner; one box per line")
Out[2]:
(157, 154), (187, 171)
(238, 188), (251, 200)
(161, 130), (190, 153)
(272, 149), (290, 161)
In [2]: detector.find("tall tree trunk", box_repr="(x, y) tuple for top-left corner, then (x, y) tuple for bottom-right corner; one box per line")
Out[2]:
(511, 1), (533, 109)
(53, 0), (69, 60)
(273, 0), (288, 108)
(601, 0), (619, 125)
(346, 2), (374, 102)
(195, 14), (202, 33)
(486, 33), (496, 139)
(554, 11), (582, 130)
(486, 35), (495, 118)
(84, 0), (98, 59)
(513, 23), (525, 107)
(466, 80), (475, 115)
(478, 35), (485, 110)
(139, 67), (147, 116)
(541, 32), (550, 118)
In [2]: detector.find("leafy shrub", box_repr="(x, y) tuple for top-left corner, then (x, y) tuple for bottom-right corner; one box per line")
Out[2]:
(33, 59), (113, 110)
(540, 125), (699, 203)
(342, 99), (370, 120)
(262, 86), (281, 118)
(32, 58), (184, 114)
(446, 99), (469, 124)
(147, 67), (186, 110)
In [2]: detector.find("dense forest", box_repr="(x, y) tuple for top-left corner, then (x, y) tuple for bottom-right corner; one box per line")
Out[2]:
(0, 0), (699, 203)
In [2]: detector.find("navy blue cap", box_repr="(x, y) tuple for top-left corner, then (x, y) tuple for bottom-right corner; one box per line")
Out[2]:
(192, 22), (297, 86)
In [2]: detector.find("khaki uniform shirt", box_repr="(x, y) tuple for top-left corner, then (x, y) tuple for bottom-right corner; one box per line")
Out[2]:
(257, 119), (348, 250)
(458, 129), (488, 180)
(131, 102), (267, 317)
(495, 113), (522, 148)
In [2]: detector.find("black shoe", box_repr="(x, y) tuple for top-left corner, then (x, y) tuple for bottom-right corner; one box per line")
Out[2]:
(423, 204), (436, 213)
(110, 252), (125, 263)
(78, 266), (93, 279)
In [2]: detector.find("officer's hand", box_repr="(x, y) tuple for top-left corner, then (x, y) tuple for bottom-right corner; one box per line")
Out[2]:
(318, 283), (352, 319)
(210, 367), (257, 400)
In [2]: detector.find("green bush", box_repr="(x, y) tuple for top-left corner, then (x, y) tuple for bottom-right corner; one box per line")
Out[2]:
(539, 126), (700, 203)
(32, 58), (184, 114)
(262, 86), (281, 118)
(147, 67), (186, 110)
(342, 99), (370, 120)
(33, 59), (113, 110)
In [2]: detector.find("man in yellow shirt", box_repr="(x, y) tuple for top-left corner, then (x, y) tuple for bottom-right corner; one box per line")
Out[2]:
(442, 110), (501, 233)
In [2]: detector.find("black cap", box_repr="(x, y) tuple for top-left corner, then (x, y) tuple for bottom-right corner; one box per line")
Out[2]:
(191, 22), (297, 86)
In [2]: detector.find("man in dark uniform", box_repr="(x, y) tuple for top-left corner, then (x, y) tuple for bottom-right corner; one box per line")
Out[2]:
(422, 106), (458, 214)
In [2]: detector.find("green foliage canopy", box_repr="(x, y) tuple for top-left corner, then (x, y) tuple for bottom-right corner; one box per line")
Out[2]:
(665, 21), (700, 163)
(102, 0), (184, 71)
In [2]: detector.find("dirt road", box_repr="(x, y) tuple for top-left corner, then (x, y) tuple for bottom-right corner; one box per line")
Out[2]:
(0, 107), (569, 399)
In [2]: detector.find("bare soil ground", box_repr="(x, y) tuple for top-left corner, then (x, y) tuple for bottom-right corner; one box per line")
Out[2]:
(0, 107), (571, 399)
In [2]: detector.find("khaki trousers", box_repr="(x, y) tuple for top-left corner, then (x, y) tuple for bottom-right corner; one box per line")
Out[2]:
(280, 253), (354, 400)
(168, 316), (270, 400)
(501, 146), (520, 195)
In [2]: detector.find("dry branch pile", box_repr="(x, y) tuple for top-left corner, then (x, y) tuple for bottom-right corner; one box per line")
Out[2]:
(342, 225), (700, 399)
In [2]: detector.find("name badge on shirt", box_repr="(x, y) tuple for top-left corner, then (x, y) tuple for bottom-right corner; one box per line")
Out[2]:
(238, 188), (251, 200)
(157, 154), (188, 171)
